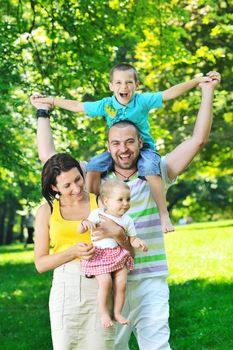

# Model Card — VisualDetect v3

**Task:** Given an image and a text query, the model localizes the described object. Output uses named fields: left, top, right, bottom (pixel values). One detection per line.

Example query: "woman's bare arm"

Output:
left=34, top=204, right=95, bottom=273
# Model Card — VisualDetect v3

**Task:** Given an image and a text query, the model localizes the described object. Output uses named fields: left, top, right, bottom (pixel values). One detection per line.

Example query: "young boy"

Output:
left=33, top=63, right=213, bottom=232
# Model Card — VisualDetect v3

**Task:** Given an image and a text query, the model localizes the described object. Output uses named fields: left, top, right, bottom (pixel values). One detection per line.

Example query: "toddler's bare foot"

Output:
left=161, top=214, right=174, bottom=233
left=101, top=313, right=113, bottom=328
left=114, top=313, right=129, bottom=325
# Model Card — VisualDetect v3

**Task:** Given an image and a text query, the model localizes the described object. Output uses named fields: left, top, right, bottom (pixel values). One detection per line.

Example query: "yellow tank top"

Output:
left=49, top=193, right=98, bottom=258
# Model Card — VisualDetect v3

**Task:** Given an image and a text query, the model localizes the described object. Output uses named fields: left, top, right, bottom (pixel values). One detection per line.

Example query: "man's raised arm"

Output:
left=165, top=72, right=221, bottom=181
left=30, top=95, right=56, bottom=163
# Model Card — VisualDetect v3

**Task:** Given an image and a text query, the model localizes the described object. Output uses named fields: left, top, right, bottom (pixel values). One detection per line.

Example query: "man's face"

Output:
left=108, top=125, right=143, bottom=171
left=109, top=69, right=138, bottom=106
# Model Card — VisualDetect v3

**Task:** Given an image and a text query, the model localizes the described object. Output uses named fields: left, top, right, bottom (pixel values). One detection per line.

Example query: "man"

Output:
left=31, top=73, right=220, bottom=349
left=24, top=210, right=35, bottom=248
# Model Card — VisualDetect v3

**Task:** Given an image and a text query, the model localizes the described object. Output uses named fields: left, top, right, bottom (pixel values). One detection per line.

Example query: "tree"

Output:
left=0, top=0, right=232, bottom=243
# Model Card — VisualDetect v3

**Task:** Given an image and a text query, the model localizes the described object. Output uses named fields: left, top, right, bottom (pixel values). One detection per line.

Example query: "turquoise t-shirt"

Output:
left=84, top=92, right=163, bottom=149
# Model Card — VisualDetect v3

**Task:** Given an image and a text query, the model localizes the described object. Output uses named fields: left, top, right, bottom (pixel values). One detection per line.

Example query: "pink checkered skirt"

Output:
left=81, top=246, right=134, bottom=276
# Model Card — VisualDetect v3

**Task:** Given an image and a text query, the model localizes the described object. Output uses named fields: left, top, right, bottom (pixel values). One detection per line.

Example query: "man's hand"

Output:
left=165, top=70, right=220, bottom=182
left=32, top=95, right=55, bottom=107
left=194, top=75, right=212, bottom=86
left=91, top=214, right=125, bottom=243
left=199, top=71, right=221, bottom=89
left=194, top=71, right=221, bottom=87
left=30, top=93, right=51, bottom=110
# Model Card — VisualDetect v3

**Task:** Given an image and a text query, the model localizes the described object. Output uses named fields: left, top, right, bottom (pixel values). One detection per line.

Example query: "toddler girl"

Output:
left=78, top=179, right=148, bottom=328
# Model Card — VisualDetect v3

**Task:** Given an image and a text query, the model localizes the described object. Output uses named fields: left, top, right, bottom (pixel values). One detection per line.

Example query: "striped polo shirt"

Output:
left=106, top=172, right=169, bottom=281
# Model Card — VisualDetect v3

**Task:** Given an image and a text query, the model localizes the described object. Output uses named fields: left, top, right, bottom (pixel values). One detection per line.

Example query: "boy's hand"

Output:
left=194, top=75, right=212, bottom=86
left=31, top=94, right=54, bottom=108
left=199, top=71, right=221, bottom=89
left=30, top=93, right=51, bottom=110
left=196, top=71, right=221, bottom=87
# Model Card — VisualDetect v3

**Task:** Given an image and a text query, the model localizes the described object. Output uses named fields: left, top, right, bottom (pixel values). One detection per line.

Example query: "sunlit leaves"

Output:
left=0, top=0, right=232, bottom=221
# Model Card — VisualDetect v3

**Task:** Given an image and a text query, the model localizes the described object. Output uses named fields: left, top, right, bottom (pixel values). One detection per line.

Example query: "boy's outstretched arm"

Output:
left=165, top=73, right=221, bottom=181
left=30, top=96, right=56, bottom=163
left=162, top=71, right=218, bottom=101
left=32, top=95, right=84, bottom=113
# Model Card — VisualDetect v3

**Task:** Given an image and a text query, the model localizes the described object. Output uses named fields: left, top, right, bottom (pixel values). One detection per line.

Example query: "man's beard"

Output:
left=113, top=158, right=138, bottom=170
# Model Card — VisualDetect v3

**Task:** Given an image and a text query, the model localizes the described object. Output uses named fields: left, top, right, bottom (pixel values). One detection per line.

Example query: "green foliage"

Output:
left=168, top=175, right=233, bottom=222
left=0, top=0, right=232, bottom=237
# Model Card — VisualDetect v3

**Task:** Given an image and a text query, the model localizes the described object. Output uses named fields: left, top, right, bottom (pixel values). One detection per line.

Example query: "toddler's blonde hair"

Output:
left=100, top=179, right=130, bottom=201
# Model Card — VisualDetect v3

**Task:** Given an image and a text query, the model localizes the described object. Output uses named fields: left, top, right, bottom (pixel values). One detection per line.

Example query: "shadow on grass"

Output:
left=130, top=279, right=233, bottom=350
left=0, top=262, right=52, bottom=308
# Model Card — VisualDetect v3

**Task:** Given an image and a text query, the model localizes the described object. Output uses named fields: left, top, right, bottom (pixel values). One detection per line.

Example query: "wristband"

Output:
left=36, top=109, right=50, bottom=119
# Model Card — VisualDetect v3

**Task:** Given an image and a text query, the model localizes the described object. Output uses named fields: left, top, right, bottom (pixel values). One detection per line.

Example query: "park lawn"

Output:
left=0, top=245, right=52, bottom=350
left=166, top=219, right=233, bottom=350
left=1, top=220, right=233, bottom=350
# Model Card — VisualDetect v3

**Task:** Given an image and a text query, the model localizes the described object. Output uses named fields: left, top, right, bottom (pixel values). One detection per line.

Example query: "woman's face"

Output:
left=52, top=167, right=85, bottom=199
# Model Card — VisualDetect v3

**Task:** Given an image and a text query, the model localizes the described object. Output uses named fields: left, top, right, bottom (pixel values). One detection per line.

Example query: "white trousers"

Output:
left=49, top=261, right=115, bottom=350
left=114, top=276, right=172, bottom=350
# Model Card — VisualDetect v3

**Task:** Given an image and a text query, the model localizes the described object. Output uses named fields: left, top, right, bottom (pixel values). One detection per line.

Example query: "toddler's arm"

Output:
left=32, top=95, right=84, bottom=113
left=78, top=219, right=96, bottom=233
left=129, top=236, right=148, bottom=252
left=162, top=72, right=218, bottom=101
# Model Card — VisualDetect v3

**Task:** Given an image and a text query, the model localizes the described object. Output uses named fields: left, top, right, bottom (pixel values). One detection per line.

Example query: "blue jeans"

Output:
left=86, top=146, right=161, bottom=177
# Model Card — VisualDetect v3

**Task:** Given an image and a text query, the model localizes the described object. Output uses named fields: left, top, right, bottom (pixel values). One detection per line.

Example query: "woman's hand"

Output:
left=73, top=242, right=95, bottom=260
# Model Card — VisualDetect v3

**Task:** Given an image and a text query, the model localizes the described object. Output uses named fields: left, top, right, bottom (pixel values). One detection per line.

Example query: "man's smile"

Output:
left=118, top=153, right=132, bottom=161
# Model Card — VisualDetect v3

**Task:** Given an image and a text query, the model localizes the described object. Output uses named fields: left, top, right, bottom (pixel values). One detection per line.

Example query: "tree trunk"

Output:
left=0, top=203, right=6, bottom=245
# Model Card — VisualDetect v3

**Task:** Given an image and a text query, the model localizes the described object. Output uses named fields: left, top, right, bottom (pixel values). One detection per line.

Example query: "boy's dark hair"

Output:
left=41, top=153, right=84, bottom=210
left=110, top=63, right=138, bottom=82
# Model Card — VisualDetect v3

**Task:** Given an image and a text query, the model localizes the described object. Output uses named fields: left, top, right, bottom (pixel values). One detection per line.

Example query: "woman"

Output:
left=35, top=152, right=118, bottom=349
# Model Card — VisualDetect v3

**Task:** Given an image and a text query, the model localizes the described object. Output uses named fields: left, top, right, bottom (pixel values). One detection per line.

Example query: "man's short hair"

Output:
left=110, top=63, right=138, bottom=82
left=107, top=121, right=141, bottom=141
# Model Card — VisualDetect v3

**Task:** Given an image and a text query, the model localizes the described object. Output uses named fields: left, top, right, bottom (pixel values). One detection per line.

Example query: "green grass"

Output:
left=0, top=246, right=52, bottom=349
left=166, top=220, right=233, bottom=350
left=1, top=220, right=233, bottom=350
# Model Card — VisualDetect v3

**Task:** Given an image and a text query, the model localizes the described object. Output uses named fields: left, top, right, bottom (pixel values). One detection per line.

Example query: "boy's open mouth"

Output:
left=119, top=93, right=128, bottom=98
